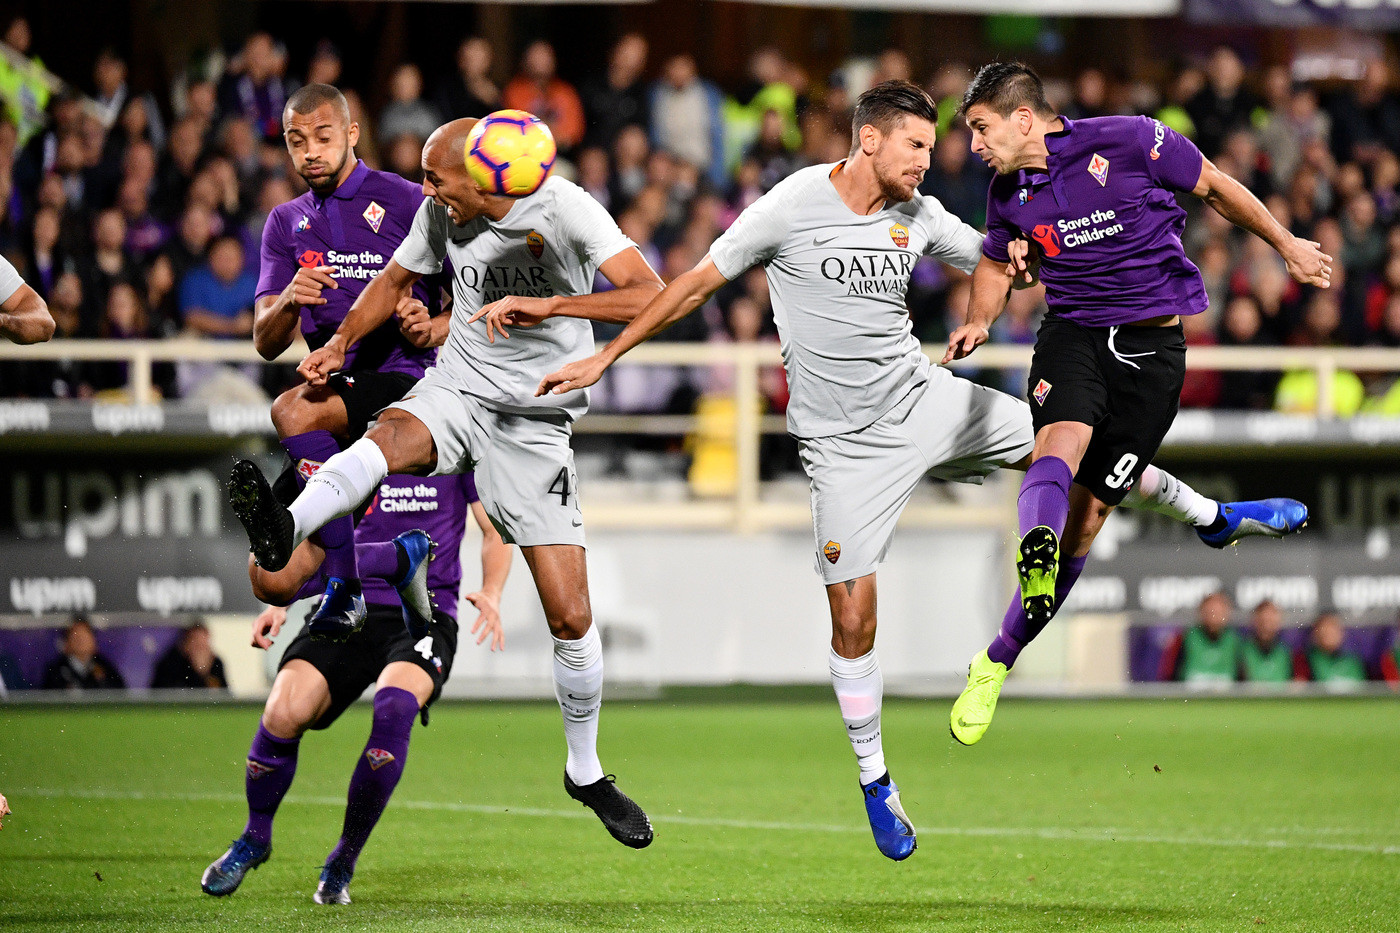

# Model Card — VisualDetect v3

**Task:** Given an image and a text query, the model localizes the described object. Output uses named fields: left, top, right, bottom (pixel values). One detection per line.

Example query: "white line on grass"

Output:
left=16, top=786, right=1400, bottom=857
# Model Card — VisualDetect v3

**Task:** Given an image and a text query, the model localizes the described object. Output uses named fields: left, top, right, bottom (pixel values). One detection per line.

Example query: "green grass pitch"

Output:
left=1, top=696, right=1398, bottom=931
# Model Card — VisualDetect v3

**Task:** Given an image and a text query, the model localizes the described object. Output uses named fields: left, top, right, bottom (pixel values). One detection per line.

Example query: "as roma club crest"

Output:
left=888, top=223, right=909, bottom=248
left=363, top=200, right=385, bottom=234
left=1087, top=153, right=1110, bottom=187
left=824, top=540, right=841, bottom=564
left=526, top=230, right=545, bottom=259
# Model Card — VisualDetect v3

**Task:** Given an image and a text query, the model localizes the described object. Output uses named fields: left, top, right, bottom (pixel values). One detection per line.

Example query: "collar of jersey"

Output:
left=318, top=159, right=370, bottom=203
left=1015, top=116, right=1075, bottom=205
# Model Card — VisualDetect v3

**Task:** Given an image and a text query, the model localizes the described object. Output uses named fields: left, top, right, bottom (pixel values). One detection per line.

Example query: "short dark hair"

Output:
left=284, top=83, right=350, bottom=127
left=959, top=62, right=1054, bottom=119
left=850, top=79, right=938, bottom=147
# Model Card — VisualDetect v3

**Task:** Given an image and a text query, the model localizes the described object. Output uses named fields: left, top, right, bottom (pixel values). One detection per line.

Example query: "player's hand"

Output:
left=465, top=591, right=504, bottom=651
left=395, top=296, right=437, bottom=348
left=942, top=323, right=991, bottom=363
left=1006, top=239, right=1041, bottom=289
left=251, top=605, right=288, bottom=649
left=1282, top=237, right=1333, bottom=288
left=281, top=265, right=338, bottom=308
left=536, top=354, right=609, bottom=396
left=468, top=296, right=553, bottom=344
left=298, top=343, right=346, bottom=386
left=0, top=792, right=9, bottom=829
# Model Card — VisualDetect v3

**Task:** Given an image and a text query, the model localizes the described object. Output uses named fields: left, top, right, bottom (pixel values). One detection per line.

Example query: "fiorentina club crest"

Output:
left=296, top=458, right=322, bottom=482
left=888, top=223, right=909, bottom=248
left=365, top=748, right=396, bottom=771
left=1033, top=379, right=1052, bottom=405
left=363, top=200, right=385, bottom=233
left=824, top=540, right=841, bottom=564
left=1087, top=153, right=1110, bottom=187
left=246, top=760, right=275, bottom=780
left=526, top=230, right=545, bottom=259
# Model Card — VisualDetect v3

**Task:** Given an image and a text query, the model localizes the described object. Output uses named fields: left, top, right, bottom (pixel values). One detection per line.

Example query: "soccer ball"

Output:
left=465, top=110, right=557, bottom=197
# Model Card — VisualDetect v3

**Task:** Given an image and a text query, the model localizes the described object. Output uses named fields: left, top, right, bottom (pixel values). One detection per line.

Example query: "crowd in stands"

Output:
left=1157, top=591, right=1400, bottom=687
left=1, top=21, right=1399, bottom=414
left=0, top=615, right=227, bottom=692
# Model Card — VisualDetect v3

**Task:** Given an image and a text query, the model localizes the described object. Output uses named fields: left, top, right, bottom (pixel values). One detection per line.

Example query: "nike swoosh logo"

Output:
left=847, top=716, right=879, bottom=732
left=571, top=519, right=582, bottom=527
left=813, top=234, right=838, bottom=246
left=566, top=693, right=592, bottom=701
left=956, top=717, right=987, bottom=729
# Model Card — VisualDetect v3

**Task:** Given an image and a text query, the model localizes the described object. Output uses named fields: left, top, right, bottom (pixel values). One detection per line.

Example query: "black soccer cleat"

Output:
left=229, top=459, right=296, bottom=572
left=564, top=772, right=653, bottom=849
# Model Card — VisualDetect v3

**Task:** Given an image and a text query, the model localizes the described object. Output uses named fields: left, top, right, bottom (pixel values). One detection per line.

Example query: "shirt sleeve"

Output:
left=551, top=180, right=635, bottom=268
left=916, top=193, right=983, bottom=275
left=392, top=198, right=449, bottom=276
left=0, top=254, right=24, bottom=305
left=462, top=471, right=479, bottom=504
left=1140, top=115, right=1204, bottom=193
left=708, top=187, right=791, bottom=281
left=981, top=185, right=1017, bottom=265
left=254, top=205, right=297, bottom=302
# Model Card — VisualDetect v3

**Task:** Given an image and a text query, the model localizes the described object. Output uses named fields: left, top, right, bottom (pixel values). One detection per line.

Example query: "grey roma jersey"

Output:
left=708, top=162, right=983, bottom=438
left=393, top=175, right=634, bottom=420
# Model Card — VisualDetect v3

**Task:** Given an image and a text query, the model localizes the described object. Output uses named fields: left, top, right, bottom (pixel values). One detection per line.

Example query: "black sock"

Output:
left=390, top=540, right=410, bottom=585
left=1202, top=506, right=1228, bottom=534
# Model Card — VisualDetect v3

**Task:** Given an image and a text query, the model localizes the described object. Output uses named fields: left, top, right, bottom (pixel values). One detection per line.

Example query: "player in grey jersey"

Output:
left=0, top=254, right=53, bottom=344
left=228, top=116, right=664, bottom=849
left=535, top=81, right=1302, bottom=861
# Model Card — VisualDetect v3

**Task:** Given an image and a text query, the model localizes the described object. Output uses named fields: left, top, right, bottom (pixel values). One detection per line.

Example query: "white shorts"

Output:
left=800, top=367, right=1034, bottom=585
left=388, top=370, right=584, bottom=548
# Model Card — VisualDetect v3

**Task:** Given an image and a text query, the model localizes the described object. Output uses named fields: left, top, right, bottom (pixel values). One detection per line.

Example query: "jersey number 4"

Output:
left=548, top=467, right=572, bottom=506
left=414, top=636, right=434, bottom=661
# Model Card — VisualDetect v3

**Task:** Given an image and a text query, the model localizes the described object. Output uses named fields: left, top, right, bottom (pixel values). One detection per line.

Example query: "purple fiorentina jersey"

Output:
left=256, top=160, right=438, bottom=377
left=983, top=115, right=1208, bottom=326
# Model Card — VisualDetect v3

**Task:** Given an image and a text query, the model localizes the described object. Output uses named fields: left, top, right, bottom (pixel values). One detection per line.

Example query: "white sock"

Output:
left=288, top=438, right=389, bottom=547
left=1129, top=465, right=1219, bottom=527
left=553, top=625, right=605, bottom=785
left=829, top=648, right=886, bottom=786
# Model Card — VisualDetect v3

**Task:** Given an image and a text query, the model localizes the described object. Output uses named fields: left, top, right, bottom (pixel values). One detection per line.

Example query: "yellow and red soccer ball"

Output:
left=465, top=110, right=557, bottom=197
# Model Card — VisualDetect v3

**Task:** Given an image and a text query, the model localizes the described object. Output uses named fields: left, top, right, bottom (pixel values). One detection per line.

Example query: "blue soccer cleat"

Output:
left=390, top=529, right=437, bottom=640
left=313, top=858, right=353, bottom=905
left=306, top=577, right=366, bottom=640
left=200, top=836, right=270, bottom=897
left=861, top=772, right=916, bottom=861
left=1197, top=498, right=1309, bottom=549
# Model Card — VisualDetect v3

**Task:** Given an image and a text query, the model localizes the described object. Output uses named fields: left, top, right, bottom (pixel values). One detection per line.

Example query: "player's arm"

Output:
left=246, top=539, right=327, bottom=609
left=464, top=499, right=512, bottom=650
left=0, top=283, right=54, bottom=344
left=1192, top=158, right=1331, bottom=288
left=253, top=265, right=339, bottom=360
left=942, top=254, right=1016, bottom=363
left=298, top=259, right=422, bottom=385
left=537, top=256, right=729, bottom=396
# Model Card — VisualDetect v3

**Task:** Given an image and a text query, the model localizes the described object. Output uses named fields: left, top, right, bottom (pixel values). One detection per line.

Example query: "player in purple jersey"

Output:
left=248, top=83, right=447, bottom=639
left=202, top=470, right=511, bottom=905
left=944, top=62, right=1324, bottom=744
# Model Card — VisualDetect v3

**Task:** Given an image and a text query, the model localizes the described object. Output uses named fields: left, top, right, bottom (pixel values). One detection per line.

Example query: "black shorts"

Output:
left=278, top=603, right=457, bottom=730
left=1026, top=316, right=1186, bottom=506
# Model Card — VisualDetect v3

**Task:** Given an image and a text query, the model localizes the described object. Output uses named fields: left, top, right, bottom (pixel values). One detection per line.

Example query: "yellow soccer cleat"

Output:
left=949, top=650, right=1009, bottom=746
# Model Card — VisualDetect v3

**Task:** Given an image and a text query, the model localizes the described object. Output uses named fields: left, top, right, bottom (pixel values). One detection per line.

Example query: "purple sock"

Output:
left=281, top=430, right=358, bottom=581
left=357, top=541, right=404, bottom=585
left=326, top=686, right=418, bottom=870
left=243, top=722, right=300, bottom=846
left=988, top=555, right=1089, bottom=667
left=1017, top=456, right=1073, bottom=539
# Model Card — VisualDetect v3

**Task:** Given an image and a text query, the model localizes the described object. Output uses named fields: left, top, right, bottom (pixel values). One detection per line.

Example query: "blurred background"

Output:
left=0, top=0, right=1398, bottom=701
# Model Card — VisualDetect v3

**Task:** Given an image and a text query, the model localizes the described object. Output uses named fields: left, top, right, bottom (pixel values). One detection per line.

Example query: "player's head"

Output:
left=421, top=117, right=501, bottom=226
left=848, top=80, right=938, bottom=202
left=282, top=83, right=359, bottom=195
left=959, top=62, right=1056, bottom=175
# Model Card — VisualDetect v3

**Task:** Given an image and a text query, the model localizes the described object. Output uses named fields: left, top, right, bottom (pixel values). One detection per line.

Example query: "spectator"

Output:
left=117, top=176, right=168, bottom=263
left=41, top=616, right=126, bottom=691
left=1239, top=599, right=1292, bottom=682
left=1327, top=59, right=1400, bottom=166
left=1160, top=591, right=1239, bottom=685
left=744, top=108, right=799, bottom=193
left=1294, top=611, right=1366, bottom=685
left=575, top=146, right=611, bottom=211
left=650, top=53, right=725, bottom=190
left=79, top=207, right=141, bottom=325
left=305, top=40, right=342, bottom=88
left=1186, top=46, right=1259, bottom=159
left=163, top=203, right=215, bottom=291
left=89, top=281, right=152, bottom=395
left=1259, top=80, right=1329, bottom=192
left=179, top=234, right=253, bottom=339
left=724, top=47, right=800, bottom=171
left=219, top=32, right=291, bottom=141
left=918, top=124, right=989, bottom=227
left=151, top=622, right=228, bottom=690
left=609, top=124, right=650, bottom=212
left=155, top=117, right=206, bottom=220
left=582, top=33, right=649, bottom=151
left=502, top=40, right=585, bottom=154
left=1064, top=68, right=1110, bottom=120
left=22, top=204, right=68, bottom=299
left=1217, top=294, right=1279, bottom=409
left=435, top=36, right=499, bottom=120
left=0, top=16, right=55, bottom=143
left=378, top=63, right=440, bottom=148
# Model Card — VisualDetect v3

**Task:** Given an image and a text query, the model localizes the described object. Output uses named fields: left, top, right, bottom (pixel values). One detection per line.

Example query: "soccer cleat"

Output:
left=1016, top=525, right=1060, bottom=626
left=306, top=577, right=366, bottom=641
left=950, top=650, right=1010, bottom=747
left=564, top=772, right=653, bottom=849
left=1197, top=498, right=1309, bottom=549
left=861, top=772, right=917, bottom=861
left=200, top=836, right=270, bottom=897
left=312, top=858, right=353, bottom=905
left=391, top=529, right=437, bottom=640
left=229, top=459, right=295, bottom=572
